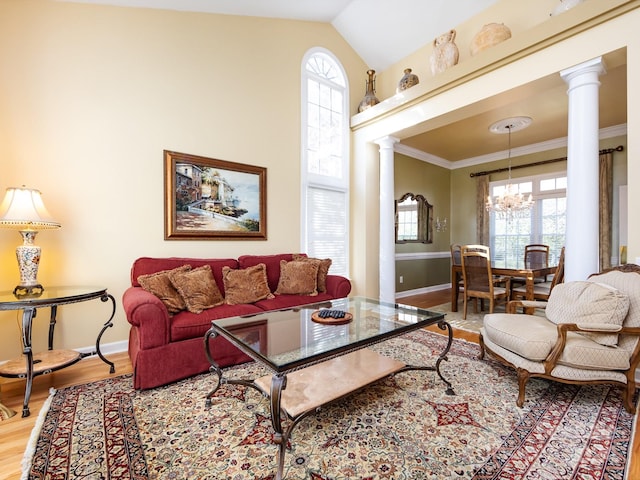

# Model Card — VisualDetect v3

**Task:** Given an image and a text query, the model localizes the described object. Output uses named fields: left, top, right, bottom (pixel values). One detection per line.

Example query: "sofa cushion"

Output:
left=131, top=257, right=238, bottom=292
left=292, top=254, right=332, bottom=293
left=275, top=260, right=319, bottom=296
left=222, top=263, right=275, bottom=305
left=238, top=253, right=298, bottom=292
left=137, top=265, right=191, bottom=314
left=546, top=281, right=629, bottom=346
left=253, top=292, right=335, bottom=311
left=169, top=264, right=225, bottom=314
left=170, top=303, right=264, bottom=342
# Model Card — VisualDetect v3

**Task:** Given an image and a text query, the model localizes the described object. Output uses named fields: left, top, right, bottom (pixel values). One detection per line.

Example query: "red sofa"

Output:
left=122, top=253, right=352, bottom=389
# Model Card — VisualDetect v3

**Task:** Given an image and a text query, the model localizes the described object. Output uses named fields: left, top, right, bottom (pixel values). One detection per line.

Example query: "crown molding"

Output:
left=396, top=123, right=627, bottom=170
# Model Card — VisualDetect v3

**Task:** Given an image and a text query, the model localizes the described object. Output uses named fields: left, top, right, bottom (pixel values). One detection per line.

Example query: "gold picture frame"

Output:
left=164, top=150, right=267, bottom=240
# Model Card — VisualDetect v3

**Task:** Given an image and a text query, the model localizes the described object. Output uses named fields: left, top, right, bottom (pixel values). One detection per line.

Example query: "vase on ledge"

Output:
left=397, top=68, right=420, bottom=93
left=358, top=69, right=380, bottom=113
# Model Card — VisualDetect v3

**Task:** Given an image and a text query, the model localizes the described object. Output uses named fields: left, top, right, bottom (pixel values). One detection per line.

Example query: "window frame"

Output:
left=489, top=172, right=566, bottom=268
left=300, top=48, right=350, bottom=277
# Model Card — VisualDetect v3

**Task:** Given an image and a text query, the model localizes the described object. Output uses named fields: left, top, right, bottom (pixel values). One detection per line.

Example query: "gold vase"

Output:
left=358, top=69, right=380, bottom=113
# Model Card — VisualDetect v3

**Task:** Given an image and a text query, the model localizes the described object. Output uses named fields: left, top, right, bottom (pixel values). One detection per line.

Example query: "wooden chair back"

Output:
left=524, top=244, right=549, bottom=269
left=549, top=247, right=565, bottom=291
left=450, top=244, right=462, bottom=265
left=460, top=244, right=510, bottom=319
left=461, top=245, right=493, bottom=294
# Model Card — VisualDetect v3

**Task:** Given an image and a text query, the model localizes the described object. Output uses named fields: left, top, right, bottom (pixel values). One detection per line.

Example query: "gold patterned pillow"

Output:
left=275, top=260, right=319, bottom=296
left=137, top=265, right=191, bottom=314
left=222, top=263, right=274, bottom=305
left=546, top=281, right=630, bottom=346
left=168, top=264, right=225, bottom=314
left=292, top=254, right=332, bottom=293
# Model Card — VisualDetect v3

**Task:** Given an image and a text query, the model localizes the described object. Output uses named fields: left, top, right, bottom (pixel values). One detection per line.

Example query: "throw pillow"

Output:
left=222, top=263, right=275, bottom=305
left=546, top=281, right=630, bottom=346
left=137, top=265, right=192, bottom=314
left=275, top=260, right=319, bottom=296
left=292, top=254, right=332, bottom=293
left=168, top=264, right=225, bottom=314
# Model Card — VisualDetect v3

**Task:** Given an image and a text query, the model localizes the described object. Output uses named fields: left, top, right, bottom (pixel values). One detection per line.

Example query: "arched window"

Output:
left=301, top=49, right=349, bottom=276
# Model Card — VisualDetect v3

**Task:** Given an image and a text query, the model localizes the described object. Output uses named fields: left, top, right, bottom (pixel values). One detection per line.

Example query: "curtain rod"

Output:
left=469, top=145, right=624, bottom=178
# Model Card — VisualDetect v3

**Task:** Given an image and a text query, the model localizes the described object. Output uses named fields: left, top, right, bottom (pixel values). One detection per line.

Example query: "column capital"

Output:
left=374, top=136, right=400, bottom=149
left=560, top=56, right=606, bottom=85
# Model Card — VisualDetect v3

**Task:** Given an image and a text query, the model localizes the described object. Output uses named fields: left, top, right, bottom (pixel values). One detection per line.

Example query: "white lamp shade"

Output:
left=0, top=187, right=60, bottom=230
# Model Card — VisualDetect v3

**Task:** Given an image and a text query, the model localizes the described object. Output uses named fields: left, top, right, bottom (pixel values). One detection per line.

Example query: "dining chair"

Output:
left=460, top=244, right=510, bottom=319
left=524, top=244, right=550, bottom=269
left=511, top=244, right=550, bottom=289
left=512, top=246, right=565, bottom=302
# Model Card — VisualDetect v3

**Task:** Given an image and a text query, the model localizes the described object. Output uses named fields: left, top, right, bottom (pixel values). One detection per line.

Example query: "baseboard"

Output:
left=395, top=283, right=451, bottom=299
left=76, top=340, right=129, bottom=356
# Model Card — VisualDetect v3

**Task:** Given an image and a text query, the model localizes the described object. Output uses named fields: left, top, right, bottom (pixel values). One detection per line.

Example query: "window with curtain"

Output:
left=489, top=173, right=566, bottom=268
left=301, top=49, right=349, bottom=277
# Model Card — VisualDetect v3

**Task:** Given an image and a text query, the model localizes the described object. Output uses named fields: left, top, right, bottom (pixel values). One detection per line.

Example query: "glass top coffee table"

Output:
left=204, top=296, right=454, bottom=480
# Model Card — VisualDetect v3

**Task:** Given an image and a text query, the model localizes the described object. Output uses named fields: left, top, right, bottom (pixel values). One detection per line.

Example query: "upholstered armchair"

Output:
left=479, top=264, right=640, bottom=414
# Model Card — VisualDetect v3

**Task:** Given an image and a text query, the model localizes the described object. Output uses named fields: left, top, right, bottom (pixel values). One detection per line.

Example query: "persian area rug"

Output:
left=23, top=330, right=636, bottom=480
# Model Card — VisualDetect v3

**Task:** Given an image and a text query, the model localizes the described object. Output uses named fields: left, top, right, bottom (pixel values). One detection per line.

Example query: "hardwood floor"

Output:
left=0, top=288, right=637, bottom=479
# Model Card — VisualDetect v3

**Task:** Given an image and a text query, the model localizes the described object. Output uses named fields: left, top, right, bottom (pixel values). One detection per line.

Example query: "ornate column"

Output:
left=375, top=136, right=399, bottom=303
left=560, top=57, right=606, bottom=281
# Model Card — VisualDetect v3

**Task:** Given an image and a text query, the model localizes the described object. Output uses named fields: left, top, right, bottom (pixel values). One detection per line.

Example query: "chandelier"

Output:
left=485, top=117, right=534, bottom=219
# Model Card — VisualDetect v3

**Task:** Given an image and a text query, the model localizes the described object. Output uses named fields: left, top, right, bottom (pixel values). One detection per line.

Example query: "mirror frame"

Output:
left=395, top=193, right=433, bottom=244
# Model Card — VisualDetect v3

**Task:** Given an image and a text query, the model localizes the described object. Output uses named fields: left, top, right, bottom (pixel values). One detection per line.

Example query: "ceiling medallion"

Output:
left=486, top=117, right=534, bottom=219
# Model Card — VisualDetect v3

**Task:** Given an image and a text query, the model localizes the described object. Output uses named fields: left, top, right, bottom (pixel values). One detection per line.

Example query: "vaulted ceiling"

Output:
left=57, top=0, right=627, bottom=164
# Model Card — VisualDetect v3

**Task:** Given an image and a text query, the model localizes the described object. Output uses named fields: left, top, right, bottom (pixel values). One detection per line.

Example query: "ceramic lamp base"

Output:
left=14, top=231, right=44, bottom=297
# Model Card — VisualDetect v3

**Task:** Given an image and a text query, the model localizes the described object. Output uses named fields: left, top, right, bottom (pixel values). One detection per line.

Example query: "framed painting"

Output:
left=164, top=150, right=267, bottom=240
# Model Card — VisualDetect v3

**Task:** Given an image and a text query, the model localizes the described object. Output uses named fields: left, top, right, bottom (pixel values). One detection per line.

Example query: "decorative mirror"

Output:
left=395, top=193, right=433, bottom=244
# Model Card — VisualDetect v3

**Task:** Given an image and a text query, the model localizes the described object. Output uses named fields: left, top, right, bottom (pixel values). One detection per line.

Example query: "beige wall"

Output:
left=0, top=0, right=367, bottom=360
left=377, top=0, right=562, bottom=99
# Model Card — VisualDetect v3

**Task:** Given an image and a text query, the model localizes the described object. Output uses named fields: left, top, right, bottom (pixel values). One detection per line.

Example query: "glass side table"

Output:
left=0, top=286, right=116, bottom=417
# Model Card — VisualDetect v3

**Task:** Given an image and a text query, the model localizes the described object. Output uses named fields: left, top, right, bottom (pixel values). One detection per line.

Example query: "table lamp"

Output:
left=0, top=186, right=60, bottom=297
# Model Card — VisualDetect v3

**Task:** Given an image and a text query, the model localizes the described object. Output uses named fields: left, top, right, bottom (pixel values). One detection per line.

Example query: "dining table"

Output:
left=450, top=264, right=557, bottom=312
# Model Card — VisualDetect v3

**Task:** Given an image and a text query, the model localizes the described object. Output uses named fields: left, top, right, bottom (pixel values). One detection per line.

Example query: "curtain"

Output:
left=599, top=152, right=613, bottom=271
left=476, top=176, right=490, bottom=245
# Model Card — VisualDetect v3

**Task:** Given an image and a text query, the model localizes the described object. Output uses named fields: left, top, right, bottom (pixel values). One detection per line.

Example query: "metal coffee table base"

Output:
left=204, top=325, right=454, bottom=480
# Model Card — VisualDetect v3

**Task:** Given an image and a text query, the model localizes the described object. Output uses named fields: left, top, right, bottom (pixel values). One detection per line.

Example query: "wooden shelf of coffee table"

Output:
left=254, top=348, right=405, bottom=418
left=0, top=350, right=82, bottom=377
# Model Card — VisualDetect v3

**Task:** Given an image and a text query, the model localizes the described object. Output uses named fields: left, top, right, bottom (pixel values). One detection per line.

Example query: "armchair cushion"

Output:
left=483, top=314, right=557, bottom=361
left=546, top=281, right=629, bottom=346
